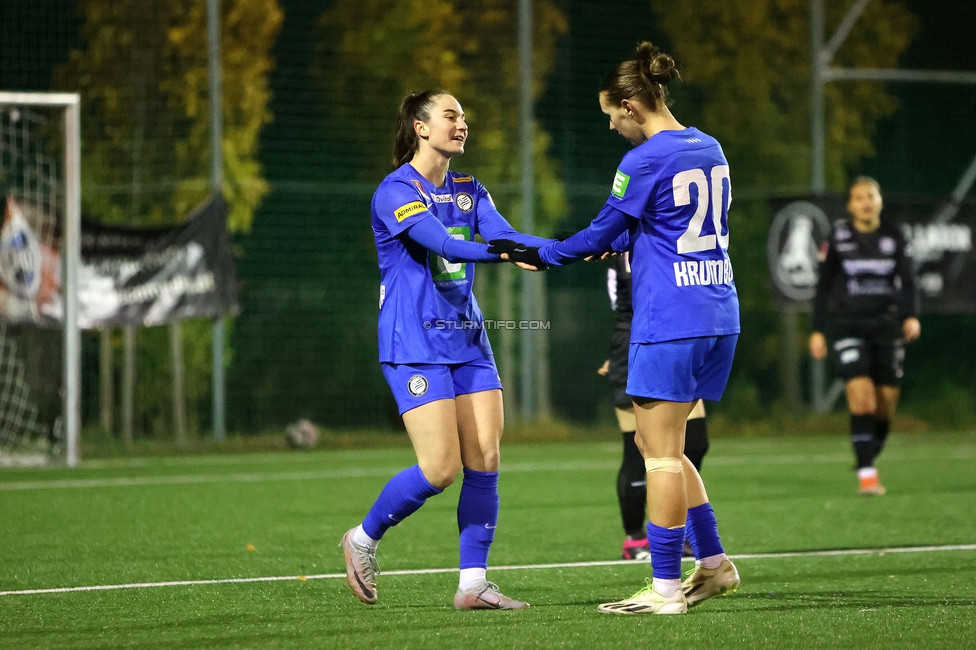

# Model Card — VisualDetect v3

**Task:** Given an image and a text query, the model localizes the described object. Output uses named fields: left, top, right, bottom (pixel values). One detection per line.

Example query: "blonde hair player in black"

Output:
left=598, top=252, right=709, bottom=560
left=809, top=176, right=920, bottom=495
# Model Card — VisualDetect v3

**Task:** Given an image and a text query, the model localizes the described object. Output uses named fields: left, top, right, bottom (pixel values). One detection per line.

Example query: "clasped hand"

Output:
left=488, top=239, right=547, bottom=271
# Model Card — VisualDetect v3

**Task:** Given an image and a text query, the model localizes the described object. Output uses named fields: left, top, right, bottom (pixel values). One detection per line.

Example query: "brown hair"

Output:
left=392, top=90, right=449, bottom=169
left=600, top=41, right=680, bottom=111
left=848, top=175, right=881, bottom=198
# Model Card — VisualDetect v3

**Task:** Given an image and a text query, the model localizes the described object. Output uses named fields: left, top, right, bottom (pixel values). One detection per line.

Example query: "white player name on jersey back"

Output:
left=673, top=259, right=734, bottom=287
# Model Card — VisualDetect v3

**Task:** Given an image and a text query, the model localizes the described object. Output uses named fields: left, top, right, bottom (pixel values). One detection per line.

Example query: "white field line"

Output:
left=78, top=446, right=417, bottom=470
left=0, top=463, right=621, bottom=491
left=2, top=543, right=975, bottom=598
left=2, top=447, right=974, bottom=491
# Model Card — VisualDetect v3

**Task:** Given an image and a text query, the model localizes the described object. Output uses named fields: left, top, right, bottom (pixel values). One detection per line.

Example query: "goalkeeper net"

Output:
left=0, top=93, right=80, bottom=467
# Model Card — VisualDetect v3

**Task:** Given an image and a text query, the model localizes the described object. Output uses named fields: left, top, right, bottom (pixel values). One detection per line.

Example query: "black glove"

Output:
left=487, top=239, right=548, bottom=269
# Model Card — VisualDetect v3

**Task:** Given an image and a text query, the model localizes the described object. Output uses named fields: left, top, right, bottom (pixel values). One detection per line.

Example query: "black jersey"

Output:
left=606, top=252, right=633, bottom=386
left=608, top=252, right=633, bottom=331
left=812, top=219, right=919, bottom=333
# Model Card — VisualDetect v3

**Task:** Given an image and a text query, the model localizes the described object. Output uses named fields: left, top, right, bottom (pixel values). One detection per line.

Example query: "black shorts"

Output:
left=827, top=322, right=904, bottom=386
left=609, top=382, right=633, bottom=409
left=608, top=327, right=632, bottom=408
left=607, top=327, right=630, bottom=386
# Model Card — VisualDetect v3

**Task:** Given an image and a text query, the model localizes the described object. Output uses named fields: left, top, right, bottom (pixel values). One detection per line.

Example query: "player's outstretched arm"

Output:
left=487, top=240, right=547, bottom=271
left=537, top=204, right=635, bottom=267
left=405, top=215, right=500, bottom=263
left=477, top=205, right=555, bottom=248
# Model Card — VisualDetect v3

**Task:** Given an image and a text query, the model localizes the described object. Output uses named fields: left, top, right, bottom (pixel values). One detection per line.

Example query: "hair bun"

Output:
left=635, top=41, right=680, bottom=85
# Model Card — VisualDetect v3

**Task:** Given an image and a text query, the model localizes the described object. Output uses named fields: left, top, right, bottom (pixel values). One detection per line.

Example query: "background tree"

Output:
left=654, top=0, right=916, bottom=416
left=314, top=0, right=569, bottom=233
left=656, top=0, right=916, bottom=195
left=54, top=0, right=283, bottom=436
left=56, top=0, right=282, bottom=230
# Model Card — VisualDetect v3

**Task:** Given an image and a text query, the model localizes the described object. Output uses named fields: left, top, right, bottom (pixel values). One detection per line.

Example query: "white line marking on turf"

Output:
left=3, top=445, right=973, bottom=492
left=0, top=468, right=414, bottom=491
left=2, top=544, right=975, bottom=597
left=0, top=461, right=627, bottom=491
left=3, top=447, right=974, bottom=491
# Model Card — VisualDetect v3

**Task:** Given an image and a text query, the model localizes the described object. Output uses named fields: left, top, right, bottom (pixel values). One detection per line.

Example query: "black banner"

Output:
left=768, top=194, right=975, bottom=314
left=79, top=194, right=238, bottom=328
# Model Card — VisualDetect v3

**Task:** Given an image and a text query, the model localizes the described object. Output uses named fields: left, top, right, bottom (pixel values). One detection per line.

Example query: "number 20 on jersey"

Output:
left=674, top=166, right=731, bottom=255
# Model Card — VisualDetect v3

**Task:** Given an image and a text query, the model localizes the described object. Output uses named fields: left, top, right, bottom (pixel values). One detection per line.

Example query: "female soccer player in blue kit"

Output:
left=340, top=90, right=547, bottom=610
left=492, top=42, right=741, bottom=615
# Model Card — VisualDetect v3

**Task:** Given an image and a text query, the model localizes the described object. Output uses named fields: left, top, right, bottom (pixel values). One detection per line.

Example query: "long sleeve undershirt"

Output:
left=404, top=215, right=499, bottom=263
left=406, top=206, right=554, bottom=264
left=539, top=204, right=636, bottom=266
left=477, top=206, right=554, bottom=248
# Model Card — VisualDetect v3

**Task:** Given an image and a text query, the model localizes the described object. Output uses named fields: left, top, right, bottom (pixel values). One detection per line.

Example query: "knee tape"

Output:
left=644, top=457, right=683, bottom=474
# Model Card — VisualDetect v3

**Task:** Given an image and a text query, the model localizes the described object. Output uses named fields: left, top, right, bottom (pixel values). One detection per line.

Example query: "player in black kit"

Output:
left=599, top=252, right=710, bottom=558
left=809, top=177, right=920, bottom=495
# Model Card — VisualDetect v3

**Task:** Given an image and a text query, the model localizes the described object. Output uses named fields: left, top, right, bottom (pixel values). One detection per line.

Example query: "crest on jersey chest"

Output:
left=455, top=192, right=475, bottom=213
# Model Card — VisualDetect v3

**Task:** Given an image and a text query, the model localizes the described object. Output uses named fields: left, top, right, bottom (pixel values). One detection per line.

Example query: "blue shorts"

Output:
left=381, top=357, right=503, bottom=415
left=626, top=335, right=738, bottom=402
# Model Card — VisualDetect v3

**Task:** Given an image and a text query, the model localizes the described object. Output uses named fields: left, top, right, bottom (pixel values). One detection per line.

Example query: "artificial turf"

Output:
left=1, top=431, right=974, bottom=648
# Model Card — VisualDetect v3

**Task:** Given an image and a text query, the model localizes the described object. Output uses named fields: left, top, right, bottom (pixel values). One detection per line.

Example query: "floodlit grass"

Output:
left=1, top=431, right=974, bottom=648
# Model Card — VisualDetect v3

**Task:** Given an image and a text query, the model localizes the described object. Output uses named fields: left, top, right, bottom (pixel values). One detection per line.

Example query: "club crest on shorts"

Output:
left=455, top=192, right=474, bottom=213
left=407, top=374, right=429, bottom=397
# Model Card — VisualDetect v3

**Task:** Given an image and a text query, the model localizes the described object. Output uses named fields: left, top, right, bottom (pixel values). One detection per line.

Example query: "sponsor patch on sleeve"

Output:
left=611, top=170, right=630, bottom=198
left=394, top=201, right=427, bottom=222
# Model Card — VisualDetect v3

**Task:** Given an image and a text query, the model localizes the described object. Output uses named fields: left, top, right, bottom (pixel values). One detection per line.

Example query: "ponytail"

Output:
left=392, top=90, right=449, bottom=169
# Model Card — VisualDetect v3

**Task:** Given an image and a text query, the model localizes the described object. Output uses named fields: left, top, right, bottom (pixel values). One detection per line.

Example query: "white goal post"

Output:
left=0, top=92, right=80, bottom=467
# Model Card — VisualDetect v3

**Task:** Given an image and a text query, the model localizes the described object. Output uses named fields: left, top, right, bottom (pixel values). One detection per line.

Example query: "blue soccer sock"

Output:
left=646, top=522, right=684, bottom=580
left=686, top=502, right=725, bottom=561
left=361, top=465, right=442, bottom=541
left=457, top=468, right=499, bottom=570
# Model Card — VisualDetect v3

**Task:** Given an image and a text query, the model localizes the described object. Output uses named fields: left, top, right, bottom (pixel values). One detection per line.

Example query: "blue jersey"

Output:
left=615, top=128, right=739, bottom=343
left=372, top=164, right=495, bottom=364
left=540, top=127, right=740, bottom=343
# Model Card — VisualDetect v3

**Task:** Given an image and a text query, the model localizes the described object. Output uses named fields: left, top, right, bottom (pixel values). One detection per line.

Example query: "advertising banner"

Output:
left=768, top=195, right=975, bottom=313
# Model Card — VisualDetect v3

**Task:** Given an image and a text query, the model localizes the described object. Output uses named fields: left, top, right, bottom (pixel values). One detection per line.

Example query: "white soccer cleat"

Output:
left=597, top=581, right=688, bottom=615
left=681, top=558, right=740, bottom=606
left=339, top=528, right=380, bottom=604
left=454, top=581, right=530, bottom=610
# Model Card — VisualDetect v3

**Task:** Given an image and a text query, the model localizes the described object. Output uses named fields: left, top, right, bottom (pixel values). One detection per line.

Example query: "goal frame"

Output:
left=0, top=92, right=81, bottom=467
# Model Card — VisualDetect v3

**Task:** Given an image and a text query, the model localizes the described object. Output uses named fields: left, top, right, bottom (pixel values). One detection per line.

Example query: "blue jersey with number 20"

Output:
left=372, top=164, right=493, bottom=364
left=609, top=127, right=740, bottom=343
